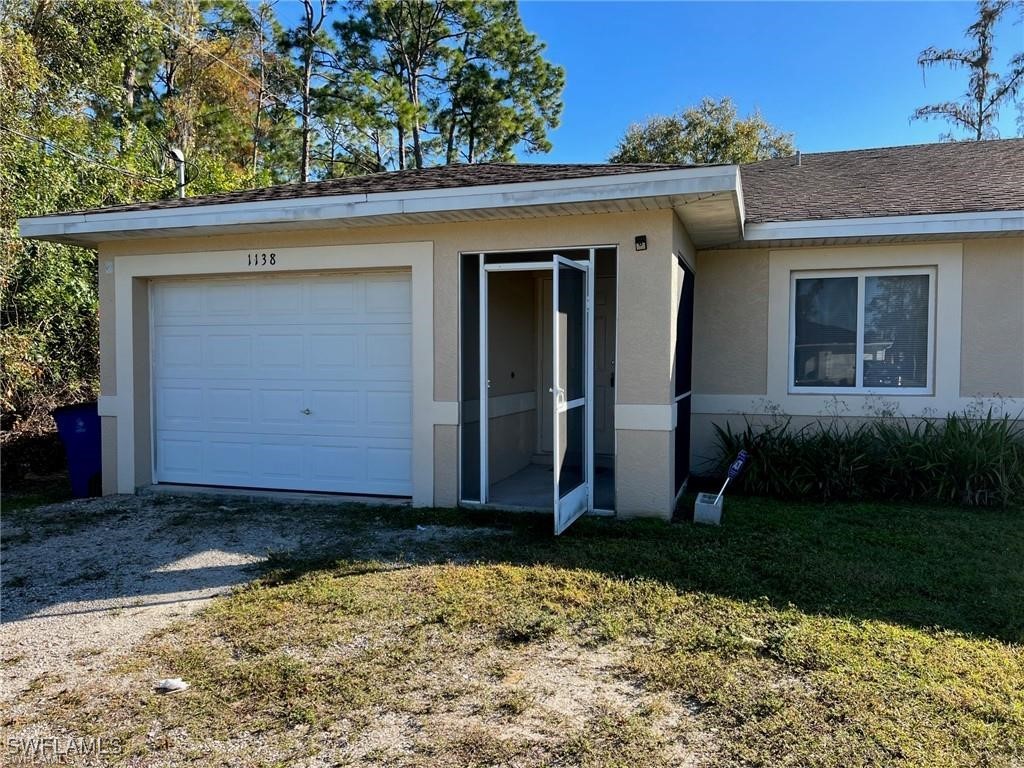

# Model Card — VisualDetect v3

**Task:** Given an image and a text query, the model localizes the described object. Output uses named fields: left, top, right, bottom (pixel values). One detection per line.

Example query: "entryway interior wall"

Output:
left=459, top=248, right=617, bottom=511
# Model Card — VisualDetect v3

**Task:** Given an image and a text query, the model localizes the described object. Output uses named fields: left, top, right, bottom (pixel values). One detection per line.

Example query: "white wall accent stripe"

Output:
left=615, top=403, right=674, bottom=431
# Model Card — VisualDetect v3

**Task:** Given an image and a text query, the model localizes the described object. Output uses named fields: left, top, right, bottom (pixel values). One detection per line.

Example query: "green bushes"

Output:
left=713, top=411, right=1024, bottom=507
left=1, top=233, right=100, bottom=430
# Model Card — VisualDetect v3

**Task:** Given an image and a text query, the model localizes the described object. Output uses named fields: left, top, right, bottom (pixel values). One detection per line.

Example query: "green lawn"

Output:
left=21, top=497, right=1024, bottom=766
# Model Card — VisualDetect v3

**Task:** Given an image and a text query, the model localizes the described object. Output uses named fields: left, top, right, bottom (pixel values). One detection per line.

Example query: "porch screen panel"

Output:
left=674, top=259, right=695, bottom=495
left=674, top=397, right=691, bottom=494
left=556, top=261, right=587, bottom=498
left=460, top=253, right=480, bottom=501
left=674, top=262, right=694, bottom=398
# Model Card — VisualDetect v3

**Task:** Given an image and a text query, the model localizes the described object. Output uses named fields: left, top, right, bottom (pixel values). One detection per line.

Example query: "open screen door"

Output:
left=552, top=256, right=592, bottom=534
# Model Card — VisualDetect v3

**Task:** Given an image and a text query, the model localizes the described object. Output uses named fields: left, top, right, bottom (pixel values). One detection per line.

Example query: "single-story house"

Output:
left=18, top=139, right=1024, bottom=533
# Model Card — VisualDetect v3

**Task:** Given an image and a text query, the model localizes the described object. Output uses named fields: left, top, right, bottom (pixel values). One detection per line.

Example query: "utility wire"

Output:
left=144, top=3, right=393, bottom=176
left=0, top=124, right=167, bottom=183
left=145, top=4, right=303, bottom=119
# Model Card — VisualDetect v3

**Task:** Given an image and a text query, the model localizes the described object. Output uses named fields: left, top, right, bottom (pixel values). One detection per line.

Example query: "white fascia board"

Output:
left=731, top=167, right=746, bottom=239
left=744, top=209, right=1024, bottom=241
left=18, top=165, right=740, bottom=243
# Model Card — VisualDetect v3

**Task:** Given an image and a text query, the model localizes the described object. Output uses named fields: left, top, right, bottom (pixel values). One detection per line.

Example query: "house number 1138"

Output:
left=248, top=252, right=277, bottom=267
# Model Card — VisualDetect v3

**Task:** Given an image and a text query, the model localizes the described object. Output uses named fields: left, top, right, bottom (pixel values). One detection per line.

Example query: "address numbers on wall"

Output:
left=247, top=252, right=277, bottom=267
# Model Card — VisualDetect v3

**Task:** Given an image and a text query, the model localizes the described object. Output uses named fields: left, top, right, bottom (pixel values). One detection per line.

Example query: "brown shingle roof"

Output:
left=740, top=138, right=1024, bottom=223
left=26, top=139, right=1024, bottom=224
left=50, top=162, right=703, bottom=216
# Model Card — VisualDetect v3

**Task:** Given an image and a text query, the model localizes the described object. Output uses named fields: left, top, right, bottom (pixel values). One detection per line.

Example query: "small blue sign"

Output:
left=727, top=449, right=750, bottom=481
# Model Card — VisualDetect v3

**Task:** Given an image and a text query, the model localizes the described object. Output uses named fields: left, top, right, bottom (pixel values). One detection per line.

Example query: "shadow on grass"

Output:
left=3, top=491, right=1020, bottom=643
left=262, top=497, right=1024, bottom=645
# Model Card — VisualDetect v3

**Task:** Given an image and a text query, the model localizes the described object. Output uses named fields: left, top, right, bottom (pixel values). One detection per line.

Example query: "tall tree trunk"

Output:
left=301, top=52, right=312, bottom=181
left=409, top=74, right=423, bottom=168
left=397, top=123, right=406, bottom=169
left=117, top=59, right=135, bottom=155
left=298, top=0, right=318, bottom=182
left=122, top=61, right=135, bottom=111
left=444, top=109, right=458, bottom=163
left=251, top=10, right=266, bottom=173
left=445, top=34, right=471, bottom=164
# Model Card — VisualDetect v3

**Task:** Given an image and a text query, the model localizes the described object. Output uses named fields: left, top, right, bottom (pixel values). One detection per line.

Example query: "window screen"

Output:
left=863, top=274, right=930, bottom=389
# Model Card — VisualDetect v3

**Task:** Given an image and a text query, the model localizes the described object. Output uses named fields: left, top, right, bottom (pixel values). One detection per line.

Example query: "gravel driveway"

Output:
left=0, top=493, right=396, bottom=714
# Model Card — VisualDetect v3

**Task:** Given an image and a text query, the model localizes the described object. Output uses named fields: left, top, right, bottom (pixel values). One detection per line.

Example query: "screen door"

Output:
left=552, top=255, right=592, bottom=534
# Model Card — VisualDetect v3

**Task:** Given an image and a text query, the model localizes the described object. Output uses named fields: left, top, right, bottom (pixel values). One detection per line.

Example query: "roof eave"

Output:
left=743, top=209, right=1024, bottom=243
left=18, top=165, right=743, bottom=247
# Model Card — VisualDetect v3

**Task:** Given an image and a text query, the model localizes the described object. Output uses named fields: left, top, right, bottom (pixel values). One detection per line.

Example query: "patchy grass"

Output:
left=10, top=497, right=1024, bottom=767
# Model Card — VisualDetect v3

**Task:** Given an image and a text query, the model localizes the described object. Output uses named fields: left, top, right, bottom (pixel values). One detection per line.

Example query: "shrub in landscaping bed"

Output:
left=713, top=410, right=1024, bottom=506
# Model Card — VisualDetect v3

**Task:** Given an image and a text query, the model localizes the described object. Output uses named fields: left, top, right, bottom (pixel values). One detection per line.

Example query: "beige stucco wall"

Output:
left=615, top=429, right=673, bottom=518
left=434, top=424, right=458, bottom=507
left=961, top=237, right=1024, bottom=398
left=98, top=266, right=118, bottom=495
left=97, top=208, right=679, bottom=519
left=689, top=236, right=1024, bottom=476
left=691, top=248, right=769, bottom=396
left=617, top=240, right=676, bottom=406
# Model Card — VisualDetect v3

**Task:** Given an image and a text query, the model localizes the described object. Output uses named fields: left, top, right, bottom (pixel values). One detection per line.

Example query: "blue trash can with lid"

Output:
left=52, top=402, right=102, bottom=497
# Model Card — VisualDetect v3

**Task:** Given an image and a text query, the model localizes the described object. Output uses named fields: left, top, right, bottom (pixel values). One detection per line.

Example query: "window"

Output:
left=790, top=269, right=934, bottom=393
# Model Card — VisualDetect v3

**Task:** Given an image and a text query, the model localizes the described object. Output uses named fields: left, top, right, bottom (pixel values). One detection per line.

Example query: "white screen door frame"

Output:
left=478, top=250, right=595, bottom=535
left=552, top=254, right=594, bottom=534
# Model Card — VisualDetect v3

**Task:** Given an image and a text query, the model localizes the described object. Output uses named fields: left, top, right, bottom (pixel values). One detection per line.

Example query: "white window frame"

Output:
left=788, top=266, right=937, bottom=396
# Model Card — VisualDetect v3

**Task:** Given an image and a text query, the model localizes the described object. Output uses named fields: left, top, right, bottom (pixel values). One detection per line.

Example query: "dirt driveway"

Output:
left=0, top=493, right=426, bottom=712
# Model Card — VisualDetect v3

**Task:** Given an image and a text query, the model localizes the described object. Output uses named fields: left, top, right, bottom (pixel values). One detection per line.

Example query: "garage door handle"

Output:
left=301, top=408, right=311, bottom=415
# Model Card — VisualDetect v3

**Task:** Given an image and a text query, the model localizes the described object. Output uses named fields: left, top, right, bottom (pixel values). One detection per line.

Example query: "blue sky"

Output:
left=519, top=1, right=1023, bottom=161
left=277, top=1, right=1023, bottom=161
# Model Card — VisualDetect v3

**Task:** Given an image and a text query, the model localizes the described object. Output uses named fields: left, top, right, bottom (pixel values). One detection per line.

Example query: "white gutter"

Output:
left=18, top=165, right=741, bottom=244
left=744, top=209, right=1024, bottom=241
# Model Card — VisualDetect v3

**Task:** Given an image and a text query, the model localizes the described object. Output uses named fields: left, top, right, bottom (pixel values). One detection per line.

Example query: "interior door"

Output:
left=552, top=256, right=592, bottom=534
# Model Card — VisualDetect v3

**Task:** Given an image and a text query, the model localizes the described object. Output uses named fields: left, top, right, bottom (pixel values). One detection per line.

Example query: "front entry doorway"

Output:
left=459, top=248, right=617, bottom=535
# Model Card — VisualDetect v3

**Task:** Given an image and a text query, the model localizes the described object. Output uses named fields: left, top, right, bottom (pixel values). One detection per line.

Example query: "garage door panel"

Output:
left=156, top=431, right=412, bottom=494
left=366, top=390, right=412, bottom=426
left=257, top=334, right=305, bottom=369
left=310, top=333, right=359, bottom=368
left=365, top=277, right=412, bottom=314
left=257, top=389, right=306, bottom=426
left=206, top=387, right=253, bottom=426
left=309, top=445, right=365, bottom=482
left=158, top=386, right=204, bottom=427
left=308, top=389, right=360, bottom=425
left=309, top=277, right=358, bottom=312
left=156, top=383, right=411, bottom=436
left=155, top=283, right=204, bottom=317
left=157, top=333, right=203, bottom=368
left=206, top=440, right=253, bottom=481
left=368, top=447, right=413, bottom=483
left=206, top=334, right=252, bottom=368
left=152, top=272, right=413, bottom=495
left=253, top=443, right=306, bottom=481
left=255, top=281, right=304, bottom=314
left=204, top=283, right=252, bottom=316
left=158, top=438, right=203, bottom=476
left=367, top=333, right=412, bottom=370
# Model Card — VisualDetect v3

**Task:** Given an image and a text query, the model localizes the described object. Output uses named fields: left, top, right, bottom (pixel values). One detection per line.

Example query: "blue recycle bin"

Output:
left=52, top=402, right=102, bottom=498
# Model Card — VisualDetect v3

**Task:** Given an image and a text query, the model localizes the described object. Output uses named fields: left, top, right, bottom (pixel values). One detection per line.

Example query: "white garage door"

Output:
left=151, top=271, right=412, bottom=496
